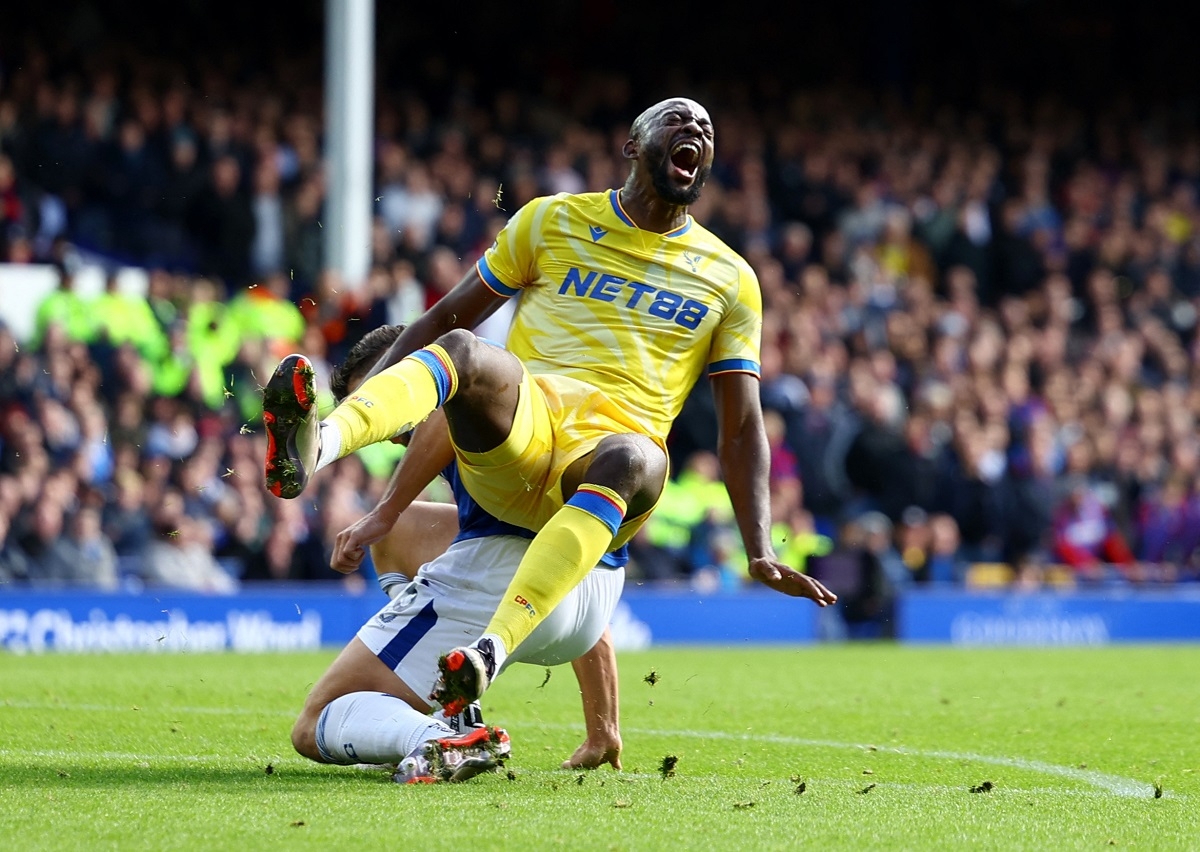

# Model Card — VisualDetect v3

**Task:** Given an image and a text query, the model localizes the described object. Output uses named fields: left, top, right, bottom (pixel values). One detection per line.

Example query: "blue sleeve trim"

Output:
left=476, top=257, right=520, bottom=297
left=708, top=358, right=761, bottom=377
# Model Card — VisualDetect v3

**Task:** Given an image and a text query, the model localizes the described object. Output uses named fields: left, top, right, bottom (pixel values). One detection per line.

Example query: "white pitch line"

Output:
left=650, top=728, right=1157, bottom=799
left=1, top=702, right=1161, bottom=799
left=541, top=724, right=1159, bottom=799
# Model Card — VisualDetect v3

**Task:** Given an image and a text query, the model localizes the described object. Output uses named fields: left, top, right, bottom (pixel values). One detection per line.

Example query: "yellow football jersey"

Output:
left=476, top=189, right=762, bottom=440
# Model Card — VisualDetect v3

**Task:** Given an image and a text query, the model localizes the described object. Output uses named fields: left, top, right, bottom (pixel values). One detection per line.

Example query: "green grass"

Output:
left=2, top=645, right=1198, bottom=850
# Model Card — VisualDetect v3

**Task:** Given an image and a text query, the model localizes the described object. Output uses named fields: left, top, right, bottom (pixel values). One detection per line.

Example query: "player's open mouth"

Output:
left=669, top=139, right=701, bottom=180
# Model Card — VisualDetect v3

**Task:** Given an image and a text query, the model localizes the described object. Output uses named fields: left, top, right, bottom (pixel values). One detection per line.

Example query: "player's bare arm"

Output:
left=562, top=627, right=622, bottom=770
left=331, top=408, right=456, bottom=573
left=712, top=371, right=838, bottom=605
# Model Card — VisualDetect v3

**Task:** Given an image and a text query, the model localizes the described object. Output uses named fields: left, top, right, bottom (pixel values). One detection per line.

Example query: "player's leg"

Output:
left=365, top=500, right=484, bottom=729
left=290, top=636, right=441, bottom=762
left=433, top=435, right=666, bottom=712
left=292, top=502, right=464, bottom=757
left=263, top=331, right=522, bottom=499
left=503, top=566, right=625, bottom=669
left=292, top=639, right=508, bottom=784
left=503, top=565, right=625, bottom=770
left=291, top=552, right=513, bottom=782
left=296, top=662, right=511, bottom=787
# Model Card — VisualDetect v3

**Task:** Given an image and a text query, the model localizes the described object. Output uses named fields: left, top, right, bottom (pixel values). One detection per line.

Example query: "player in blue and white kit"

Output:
left=290, top=326, right=624, bottom=782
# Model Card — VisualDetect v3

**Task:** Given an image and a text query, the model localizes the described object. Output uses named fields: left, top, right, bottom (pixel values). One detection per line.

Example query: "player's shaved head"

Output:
left=629, top=97, right=710, bottom=141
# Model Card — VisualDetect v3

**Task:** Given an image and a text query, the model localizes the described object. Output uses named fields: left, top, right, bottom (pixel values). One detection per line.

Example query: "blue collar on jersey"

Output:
left=609, top=189, right=693, bottom=238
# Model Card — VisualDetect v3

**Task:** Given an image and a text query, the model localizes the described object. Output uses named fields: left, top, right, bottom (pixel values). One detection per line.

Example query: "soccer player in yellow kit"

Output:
left=263, top=97, right=837, bottom=714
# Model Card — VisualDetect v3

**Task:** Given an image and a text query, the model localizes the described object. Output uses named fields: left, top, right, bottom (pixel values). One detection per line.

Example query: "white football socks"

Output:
left=477, top=632, right=509, bottom=675
left=314, top=422, right=342, bottom=473
left=314, top=691, right=451, bottom=765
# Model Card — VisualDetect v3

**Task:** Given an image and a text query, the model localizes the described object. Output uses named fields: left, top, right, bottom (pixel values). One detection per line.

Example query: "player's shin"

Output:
left=320, top=343, right=459, bottom=467
left=313, top=691, right=452, bottom=765
left=486, top=485, right=627, bottom=658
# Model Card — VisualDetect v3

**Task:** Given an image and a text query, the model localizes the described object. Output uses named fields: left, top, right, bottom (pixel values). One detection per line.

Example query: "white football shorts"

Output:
left=356, top=535, right=624, bottom=700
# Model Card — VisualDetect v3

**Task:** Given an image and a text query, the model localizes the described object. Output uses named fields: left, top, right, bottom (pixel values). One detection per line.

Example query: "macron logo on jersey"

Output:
left=589, top=225, right=608, bottom=242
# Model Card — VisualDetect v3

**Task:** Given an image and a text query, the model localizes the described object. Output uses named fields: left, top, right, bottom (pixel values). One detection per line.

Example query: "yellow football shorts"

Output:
left=452, top=364, right=665, bottom=549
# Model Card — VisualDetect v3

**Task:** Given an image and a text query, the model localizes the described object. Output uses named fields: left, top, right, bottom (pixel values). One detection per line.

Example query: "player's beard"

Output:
left=648, top=145, right=711, bottom=206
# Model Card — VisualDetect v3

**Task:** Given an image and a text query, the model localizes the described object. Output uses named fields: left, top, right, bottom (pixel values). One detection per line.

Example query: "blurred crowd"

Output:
left=4, top=30, right=1200, bottom=616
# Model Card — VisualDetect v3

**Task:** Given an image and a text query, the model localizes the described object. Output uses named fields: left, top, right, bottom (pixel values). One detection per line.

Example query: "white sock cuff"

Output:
left=479, top=632, right=509, bottom=672
left=314, top=421, right=342, bottom=472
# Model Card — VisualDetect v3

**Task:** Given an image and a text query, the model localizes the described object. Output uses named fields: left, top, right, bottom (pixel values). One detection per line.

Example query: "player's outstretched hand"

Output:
left=331, top=511, right=395, bottom=574
left=561, top=734, right=622, bottom=771
left=748, top=557, right=838, bottom=606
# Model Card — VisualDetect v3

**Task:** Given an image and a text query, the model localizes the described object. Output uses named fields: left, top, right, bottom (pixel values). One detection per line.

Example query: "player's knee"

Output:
left=589, top=434, right=667, bottom=506
left=433, top=328, right=482, bottom=371
left=436, top=327, right=521, bottom=397
left=290, top=712, right=322, bottom=762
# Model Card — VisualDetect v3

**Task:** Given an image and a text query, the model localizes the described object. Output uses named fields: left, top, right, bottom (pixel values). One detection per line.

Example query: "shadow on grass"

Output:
left=0, top=760, right=394, bottom=789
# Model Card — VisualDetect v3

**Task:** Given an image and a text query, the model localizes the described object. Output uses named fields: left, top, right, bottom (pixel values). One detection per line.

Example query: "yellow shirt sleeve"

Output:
left=708, top=262, right=763, bottom=377
left=475, top=195, right=557, bottom=296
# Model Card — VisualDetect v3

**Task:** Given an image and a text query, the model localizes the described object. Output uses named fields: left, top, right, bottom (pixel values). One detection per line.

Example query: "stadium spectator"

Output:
left=1052, top=478, right=1137, bottom=581
left=14, top=500, right=118, bottom=590
left=141, top=488, right=238, bottom=593
left=0, top=505, right=31, bottom=585
left=226, top=271, right=307, bottom=356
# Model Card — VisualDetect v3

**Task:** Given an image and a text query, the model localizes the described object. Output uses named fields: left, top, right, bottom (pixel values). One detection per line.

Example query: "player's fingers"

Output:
left=803, top=577, right=837, bottom=605
left=779, top=571, right=835, bottom=604
left=812, top=577, right=838, bottom=604
left=330, top=554, right=361, bottom=574
left=331, top=539, right=364, bottom=572
left=563, top=747, right=596, bottom=769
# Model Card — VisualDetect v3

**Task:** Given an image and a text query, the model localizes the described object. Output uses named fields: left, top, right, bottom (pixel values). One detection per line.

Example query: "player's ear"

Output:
left=622, top=138, right=638, bottom=160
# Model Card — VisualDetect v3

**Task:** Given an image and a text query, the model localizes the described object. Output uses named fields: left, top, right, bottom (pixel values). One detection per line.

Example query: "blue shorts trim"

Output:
left=377, top=600, right=438, bottom=671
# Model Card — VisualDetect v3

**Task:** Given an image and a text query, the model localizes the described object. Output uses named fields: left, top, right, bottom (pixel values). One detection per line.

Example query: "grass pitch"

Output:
left=2, top=645, right=1197, bottom=850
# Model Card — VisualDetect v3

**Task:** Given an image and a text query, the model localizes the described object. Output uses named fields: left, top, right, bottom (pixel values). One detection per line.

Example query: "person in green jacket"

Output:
left=183, top=278, right=244, bottom=410
left=32, top=266, right=94, bottom=348
left=91, top=272, right=169, bottom=361
left=227, top=271, right=306, bottom=355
